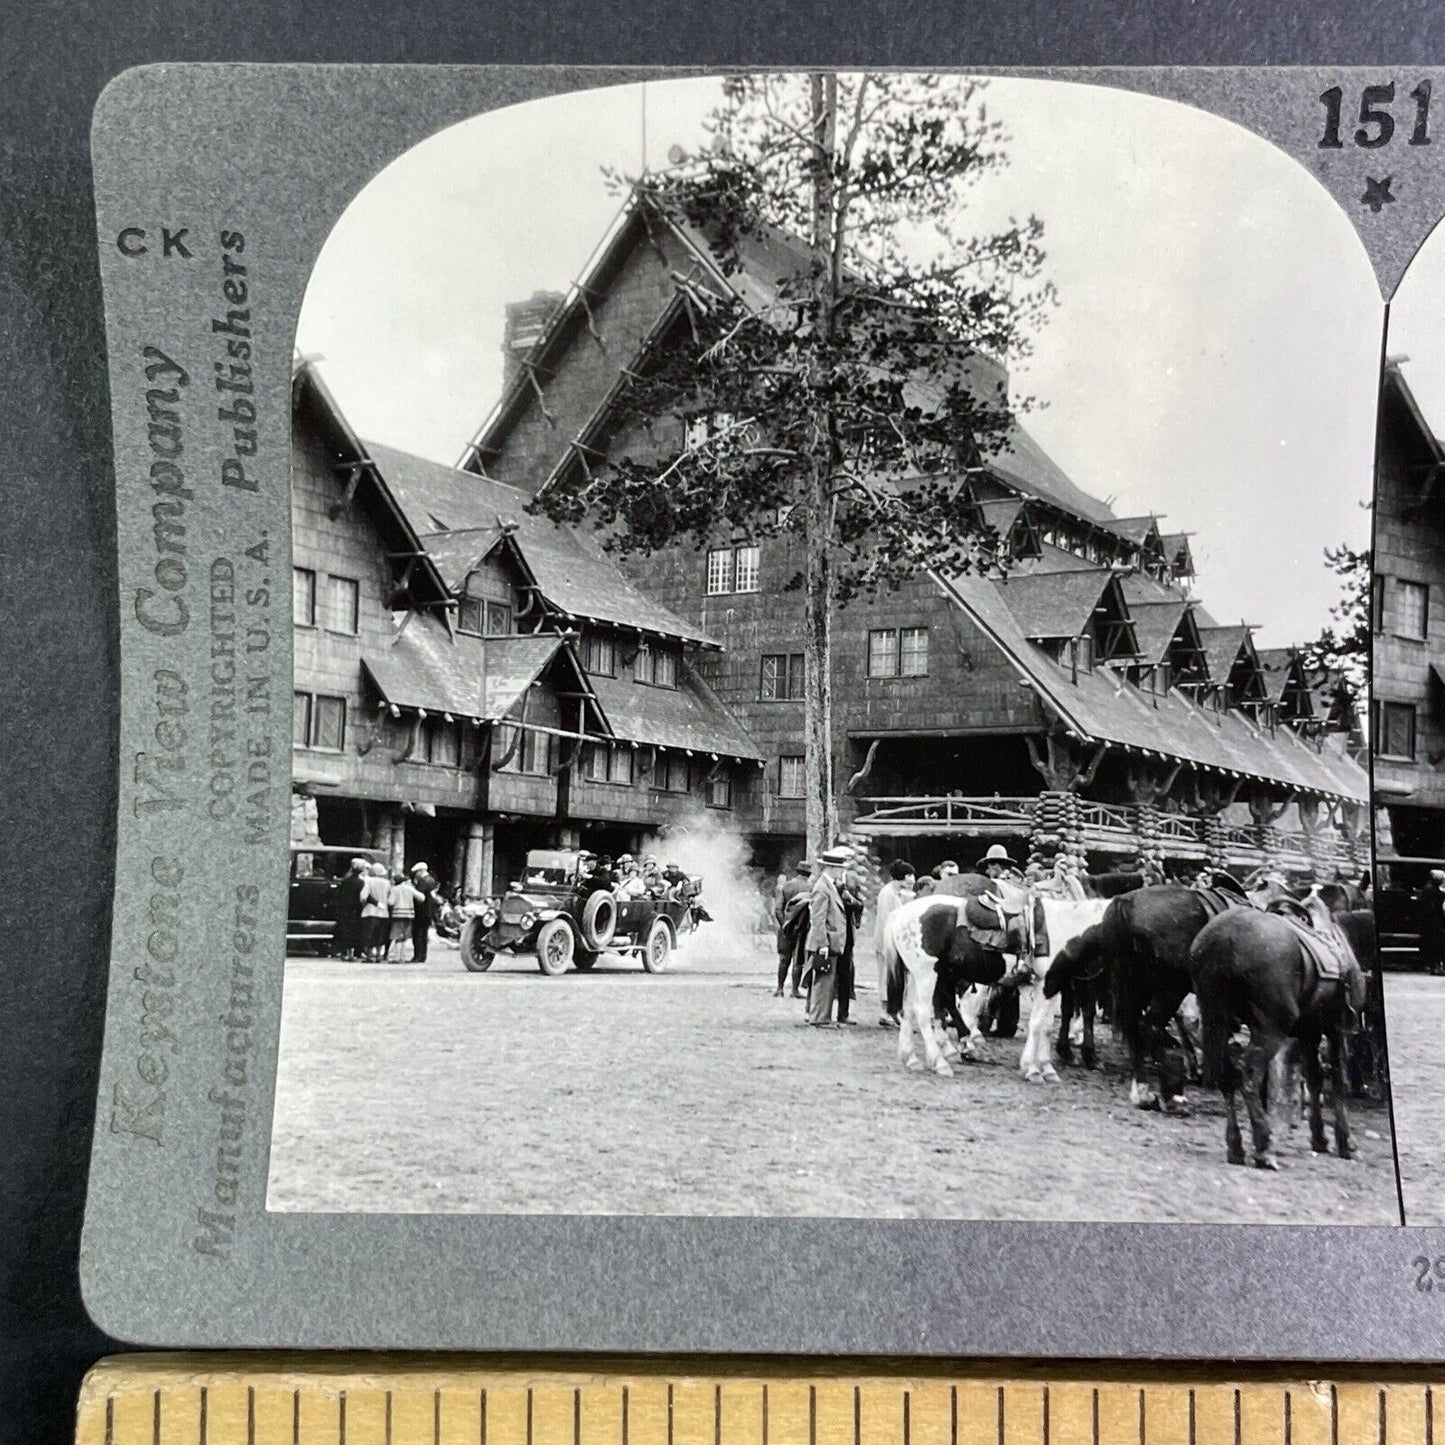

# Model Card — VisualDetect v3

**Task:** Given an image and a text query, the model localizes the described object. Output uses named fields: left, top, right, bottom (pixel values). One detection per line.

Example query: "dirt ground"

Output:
left=267, top=938, right=1400, bottom=1222
left=1382, top=972, right=1444, bottom=1225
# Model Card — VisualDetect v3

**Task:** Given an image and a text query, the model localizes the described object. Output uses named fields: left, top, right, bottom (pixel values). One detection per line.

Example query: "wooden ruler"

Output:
left=77, top=1357, right=1444, bottom=1445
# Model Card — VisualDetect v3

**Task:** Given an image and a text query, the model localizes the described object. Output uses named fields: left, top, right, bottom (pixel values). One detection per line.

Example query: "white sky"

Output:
left=1387, top=221, right=1445, bottom=429
left=296, top=75, right=1382, bottom=647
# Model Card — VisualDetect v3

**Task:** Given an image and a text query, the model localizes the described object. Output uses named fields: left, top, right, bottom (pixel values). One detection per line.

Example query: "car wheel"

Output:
left=640, top=917, right=673, bottom=974
left=535, top=919, right=575, bottom=976
left=574, top=950, right=599, bottom=971
left=459, top=918, right=495, bottom=973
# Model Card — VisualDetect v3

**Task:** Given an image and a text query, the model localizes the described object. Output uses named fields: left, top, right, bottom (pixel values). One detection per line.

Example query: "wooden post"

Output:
left=1125, top=758, right=1181, bottom=883
left=464, top=820, right=494, bottom=899
left=385, top=809, right=406, bottom=875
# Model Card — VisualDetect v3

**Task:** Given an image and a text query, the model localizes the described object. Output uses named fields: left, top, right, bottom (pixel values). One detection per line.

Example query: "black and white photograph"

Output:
left=1367, top=236, right=1445, bottom=1226
left=266, top=72, right=1393, bottom=1223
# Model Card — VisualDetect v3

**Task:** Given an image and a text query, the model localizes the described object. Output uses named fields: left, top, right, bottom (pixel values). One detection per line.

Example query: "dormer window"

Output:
left=457, top=597, right=514, bottom=636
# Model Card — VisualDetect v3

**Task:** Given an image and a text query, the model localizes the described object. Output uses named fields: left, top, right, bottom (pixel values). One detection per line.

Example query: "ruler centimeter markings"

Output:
left=77, top=1360, right=1445, bottom=1445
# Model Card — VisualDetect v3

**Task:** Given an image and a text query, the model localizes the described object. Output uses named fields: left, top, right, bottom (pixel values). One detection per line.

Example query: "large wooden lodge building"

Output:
left=290, top=195, right=1369, bottom=898
left=1372, top=360, right=1445, bottom=870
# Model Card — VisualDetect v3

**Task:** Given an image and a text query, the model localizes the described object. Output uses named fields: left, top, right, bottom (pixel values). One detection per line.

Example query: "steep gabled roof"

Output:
left=363, top=441, right=721, bottom=648
left=1197, top=624, right=1254, bottom=686
left=1126, top=599, right=1191, bottom=666
left=1160, top=531, right=1196, bottom=576
left=985, top=421, right=1120, bottom=527
left=930, top=568, right=1367, bottom=801
left=586, top=663, right=762, bottom=761
left=1255, top=647, right=1305, bottom=707
left=362, top=622, right=604, bottom=727
left=1105, top=515, right=1163, bottom=548
left=292, top=362, right=451, bottom=609
left=993, top=567, right=1118, bottom=641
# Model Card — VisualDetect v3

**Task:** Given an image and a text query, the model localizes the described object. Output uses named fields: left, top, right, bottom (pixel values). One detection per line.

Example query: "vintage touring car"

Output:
left=287, top=843, right=390, bottom=953
left=459, top=848, right=706, bottom=976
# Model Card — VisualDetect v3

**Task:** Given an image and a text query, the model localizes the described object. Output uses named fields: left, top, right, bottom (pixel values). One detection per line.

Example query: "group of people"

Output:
left=773, top=843, right=1029, bottom=1028
left=332, top=859, right=441, bottom=963
left=583, top=851, right=689, bottom=902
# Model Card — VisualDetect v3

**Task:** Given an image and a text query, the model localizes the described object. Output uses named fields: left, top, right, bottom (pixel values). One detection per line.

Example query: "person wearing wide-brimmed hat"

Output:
left=975, top=843, right=1020, bottom=881
left=802, top=847, right=851, bottom=1026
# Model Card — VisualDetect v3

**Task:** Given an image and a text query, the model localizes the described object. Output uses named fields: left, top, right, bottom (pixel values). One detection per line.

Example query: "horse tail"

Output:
left=1105, top=899, right=1140, bottom=1046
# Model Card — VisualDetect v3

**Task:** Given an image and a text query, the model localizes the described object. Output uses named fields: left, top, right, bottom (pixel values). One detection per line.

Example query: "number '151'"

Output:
left=1320, top=82, right=1432, bottom=149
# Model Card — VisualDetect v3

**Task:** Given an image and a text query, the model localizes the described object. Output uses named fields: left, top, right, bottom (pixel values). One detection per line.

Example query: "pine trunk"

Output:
left=803, top=71, right=840, bottom=857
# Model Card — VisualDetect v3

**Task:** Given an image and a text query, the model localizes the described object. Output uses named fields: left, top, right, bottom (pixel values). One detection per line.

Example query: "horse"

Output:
left=883, top=886, right=1105, bottom=1079
left=1192, top=896, right=1367, bottom=1169
left=1044, top=883, right=1229, bottom=1110
left=1045, top=923, right=1109, bottom=1070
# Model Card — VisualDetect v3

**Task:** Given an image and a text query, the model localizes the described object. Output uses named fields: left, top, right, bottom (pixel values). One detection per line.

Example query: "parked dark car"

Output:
left=288, top=844, right=389, bottom=953
left=459, top=848, right=707, bottom=976
left=1374, top=855, right=1445, bottom=972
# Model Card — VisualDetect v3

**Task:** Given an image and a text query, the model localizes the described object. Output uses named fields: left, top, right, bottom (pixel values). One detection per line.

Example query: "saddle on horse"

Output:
left=958, top=892, right=1049, bottom=960
left=1267, top=899, right=1348, bottom=985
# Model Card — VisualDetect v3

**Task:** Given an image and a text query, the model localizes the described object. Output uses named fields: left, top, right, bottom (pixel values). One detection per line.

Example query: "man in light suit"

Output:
left=804, top=847, right=852, bottom=1027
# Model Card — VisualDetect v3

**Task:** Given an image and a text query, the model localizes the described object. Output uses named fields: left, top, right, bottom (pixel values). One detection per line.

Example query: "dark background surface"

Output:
left=4, top=5, right=1443, bottom=1443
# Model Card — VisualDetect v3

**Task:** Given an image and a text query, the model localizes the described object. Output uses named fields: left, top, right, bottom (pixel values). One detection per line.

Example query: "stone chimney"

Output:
left=502, top=290, right=565, bottom=391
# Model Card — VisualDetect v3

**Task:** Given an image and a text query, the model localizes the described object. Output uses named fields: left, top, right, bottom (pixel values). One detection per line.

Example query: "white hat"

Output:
left=410, top=861, right=429, bottom=873
left=819, top=846, right=852, bottom=866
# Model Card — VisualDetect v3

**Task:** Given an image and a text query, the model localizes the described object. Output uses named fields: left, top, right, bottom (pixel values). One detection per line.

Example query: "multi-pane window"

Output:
left=583, top=742, right=634, bottom=785
left=635, top=643, right=678, bottom=688
left=760, top=652, right=805, bottom=701
left=706, top=548, right=734, bottom=596
left=457, top=596, right=514, bottom=636
left=426, top=718, right=461, bottom=768
left=292, top=691, right=311, bottom=748
left=1397, top=579, right=1429, bottom=640
left=1375, top=700, right=1417, bottom=760
left=499, top=726, right=551, bottom=777
left=867, top=629, right=898, bottom=677
left=293, top=567, right=316, bottom=627
left=654, top=754, right=690, bottom=793
left=778, top=755, right=805, bottom=799
left=583, top=633, right=616, bottom=676
left=293, top=691, right=345, bottom=752
left=869, top=627, right=928, bottom=678
left=324, top=574, right=359, bottom=635
left=733, top=545, right=760, bottom=593
left=899, top=626, right=929, bottom=676
left=705, top=544, right=760, bottom=595
left=706, top=772, right=732, bottom=809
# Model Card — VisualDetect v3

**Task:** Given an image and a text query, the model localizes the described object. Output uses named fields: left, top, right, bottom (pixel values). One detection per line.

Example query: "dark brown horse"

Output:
left=1193, top=905, right=1367, bottom=1169
left=1045, top=884, right=1232, bottom=1109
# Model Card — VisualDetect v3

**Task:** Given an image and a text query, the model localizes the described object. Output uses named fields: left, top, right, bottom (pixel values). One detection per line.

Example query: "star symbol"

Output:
left=1362, top=175, right=1397, bottom=214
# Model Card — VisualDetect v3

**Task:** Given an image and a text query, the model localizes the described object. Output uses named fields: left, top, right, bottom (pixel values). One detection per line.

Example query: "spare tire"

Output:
left=579, top=890, right=617, bottom=950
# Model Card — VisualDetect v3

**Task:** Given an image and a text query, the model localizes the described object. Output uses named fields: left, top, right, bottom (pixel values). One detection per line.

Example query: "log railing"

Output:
left=853, top=795, right=1361, bottom=876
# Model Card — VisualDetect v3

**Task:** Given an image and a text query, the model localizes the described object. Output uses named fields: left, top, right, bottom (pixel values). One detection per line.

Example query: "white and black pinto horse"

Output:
left=882, top=884, right=1107, bottom=1079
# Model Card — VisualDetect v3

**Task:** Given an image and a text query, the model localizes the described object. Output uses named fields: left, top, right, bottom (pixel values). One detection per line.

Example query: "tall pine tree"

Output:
left=532, top=73, right=1055, bottom=853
